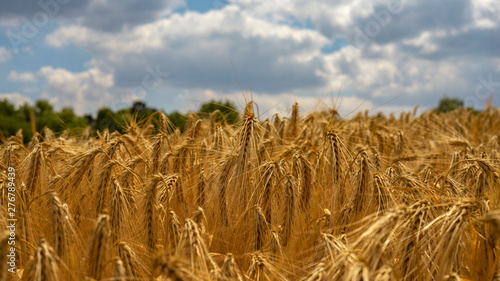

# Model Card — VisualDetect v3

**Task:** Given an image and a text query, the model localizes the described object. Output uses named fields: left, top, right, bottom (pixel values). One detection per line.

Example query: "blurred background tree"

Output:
left=5, top=96, right=480, bottom=143
left=197, top=100, right=240, bottom=124
left=0, top=99, right=32, bottom=143
left=168, top=111, right=188, bottom=132
left=93, top=107, right=122, bottom=134
left=434, top=96, right=464, bottom=113
left=0, top=98, right=88, bottom=143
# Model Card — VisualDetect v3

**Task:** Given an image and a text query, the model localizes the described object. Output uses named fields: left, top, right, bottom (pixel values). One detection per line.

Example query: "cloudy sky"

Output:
left=0, top=0, right=499, bottom=117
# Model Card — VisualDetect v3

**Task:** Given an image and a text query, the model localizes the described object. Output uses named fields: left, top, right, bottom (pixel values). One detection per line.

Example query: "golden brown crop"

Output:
left=1, top=102, right=500, bottom=280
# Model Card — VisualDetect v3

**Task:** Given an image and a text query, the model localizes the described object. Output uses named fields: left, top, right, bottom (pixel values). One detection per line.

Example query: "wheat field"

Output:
left=1, top=101, right=500, bottom=281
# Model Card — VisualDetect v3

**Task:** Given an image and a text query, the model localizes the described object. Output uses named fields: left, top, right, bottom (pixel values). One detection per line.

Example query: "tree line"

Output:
left=0, top=99, right=239, bottom=143
left=0, top=96, right=473, bottom=143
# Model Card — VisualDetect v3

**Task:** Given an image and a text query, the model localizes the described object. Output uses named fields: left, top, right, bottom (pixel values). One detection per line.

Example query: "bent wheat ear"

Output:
left=233, top=101, right=260, bottom=213
left=118, top=242, right=139, bottom=280
left=220, top=253, right=243, bottom=281
left=259, top=161, right=278, bottom=224
left=282, top=174, right=296, bottom=248
left=159, top=111, right=170, bottom=134
left=155, top=255, right=206, bottom=280
left=247, top=252, right=288, bottom=281
left=269, top=226, right=283, bottom=258
left=48, top=192, right=76, bottom=262
left=176, top=219, right=217, bottom=276
left=192, top=206, right=208, bottom=235
left=218, top=153, right=236, bottom=226
left=113, top=257, right=126, bottom=281
left=94, top=141, right=123, bottom=216
left=109, top=180, right=130, bottom=243
left=25, top=238, right=60, bottom=281
left=87, top=214, right=111, bottom=281
left=255, top=206, right=269, bottom=251
left=143, top=175, right=162, bottom=255
left=166, top=209, right=181, bottom=252
left=348, top=150, right=376, bottom=223
left=23, top=145, right=46, bottom=197
left=150, top=135, right=167, bottom=174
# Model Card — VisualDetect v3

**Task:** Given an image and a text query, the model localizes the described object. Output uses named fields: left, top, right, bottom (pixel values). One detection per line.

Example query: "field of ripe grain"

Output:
left=1, top=102, right=500, bottom=281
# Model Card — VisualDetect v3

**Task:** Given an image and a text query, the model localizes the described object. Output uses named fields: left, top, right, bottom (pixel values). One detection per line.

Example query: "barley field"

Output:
left=1, top=101, right=500, bottom=281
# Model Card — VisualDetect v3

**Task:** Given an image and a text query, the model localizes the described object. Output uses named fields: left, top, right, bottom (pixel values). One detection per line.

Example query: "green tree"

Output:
left=93, top=107, right=122, bottom=134
left=0, top=99, right=32, bottom=142
left=198, top=100, right=240, bottom=124
left=0, top=99, right=16, bottom=116
left=91, top=101, right=162, bottom=135
left=55, top=107, right=88, bottom=133
left=434, top=96, right=464, bottom=113
left=0, top=98, right=243, bottom=142
left=34, top=101, right=88, bottom=136
left=130, top=101, right=159, bottom=129
left=35, top=99, right=53, bottom=116
left=168, top=111, right=187, bottom=132
left=18, top=104, right=33, bottom=123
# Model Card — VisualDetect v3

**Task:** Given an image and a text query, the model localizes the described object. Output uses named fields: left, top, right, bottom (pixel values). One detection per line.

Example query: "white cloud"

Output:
left=27, top=0, right=500, bottom=113
left=7, top=71, right=36, bottom=82
left=0, top=47, right=12, bottom=62
left=37, top=66, right=115, bottom=115
left=46, top=6, right=329, bottom=95
left=318, top=42, right=479, bottom=107
left=0, top=93, right=33, bottom=107
left=471, top=0, right=500, bottom=26
left=47, top=6, right=329, bottom=55
left=228, top=0, right=396, bottom=37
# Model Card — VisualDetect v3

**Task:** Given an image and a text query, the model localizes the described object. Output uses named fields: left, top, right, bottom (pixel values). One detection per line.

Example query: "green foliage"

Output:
left=197, top=100, right=240, bottom=124
left=0, top=99, right=16, bottom=116
left=0, top=112, right=32, bottom=143
left=93, top=101, right=162, bottom=135
left=168, top=111, right=187, bottom=132
left=0, top=98, right=241, bottom=142
left=37, top=107, right=88, bottom=135
left=434, top=96, right=464, bottom=113
left=130, top=101, right=160, bottom=130
left=35, top=100, right=53, bottom=116
left=0, top=99, right=88, bottom=143
left=0, top=99, right=32, bottom=142
left=93, top=107, right=123, bottom=134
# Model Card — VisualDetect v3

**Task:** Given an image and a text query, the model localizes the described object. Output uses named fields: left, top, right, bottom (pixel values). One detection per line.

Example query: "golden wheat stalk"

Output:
left=87, top=214, right=111, bottom=281
left=25, top=238, right=60, bottom=281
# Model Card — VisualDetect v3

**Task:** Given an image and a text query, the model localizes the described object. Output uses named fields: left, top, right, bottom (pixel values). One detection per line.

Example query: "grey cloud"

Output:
left=394, top=27, right=500, bottom=61
left=364, top=0, right=472, bottom=44
left=429, top=28, right=500, bottom=58
left=71, top=0, right=184, bottom=32
left=108, top=39, right=327, bottom=94
left=348, top=54, right=500, bottom=109
left=0, top=0, right=88, bottom=19
left=0, top=0, right=183, bottom=32
left=61, top=9, right=330, bottom=94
